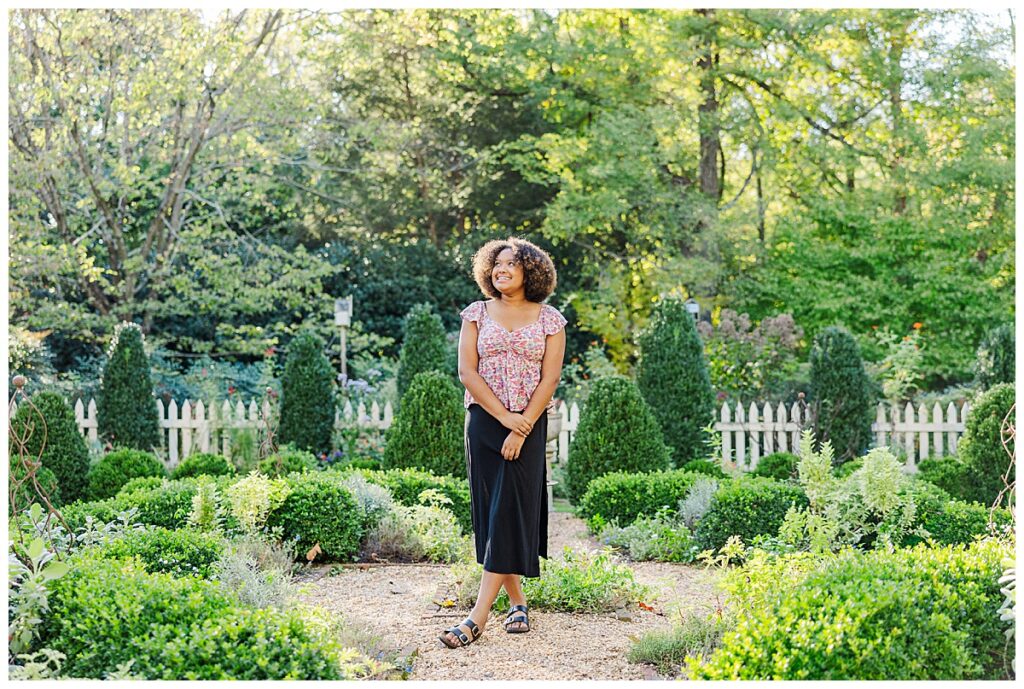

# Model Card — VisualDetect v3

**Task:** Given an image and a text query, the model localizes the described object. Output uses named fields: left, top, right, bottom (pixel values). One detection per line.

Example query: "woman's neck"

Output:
left=500, top=292, right=528, bottom=307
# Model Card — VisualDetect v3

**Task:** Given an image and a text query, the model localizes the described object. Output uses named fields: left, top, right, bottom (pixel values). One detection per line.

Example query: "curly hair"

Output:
left=471, top=237, right=558, bottom=303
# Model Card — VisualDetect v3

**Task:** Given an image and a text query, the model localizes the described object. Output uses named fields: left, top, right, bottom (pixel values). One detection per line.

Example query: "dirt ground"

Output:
left=297, top=510, right=722, bottom=680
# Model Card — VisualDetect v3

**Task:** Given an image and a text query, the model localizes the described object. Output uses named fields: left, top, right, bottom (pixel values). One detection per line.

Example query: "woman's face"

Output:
left=491, top=247, right=524, bottom=295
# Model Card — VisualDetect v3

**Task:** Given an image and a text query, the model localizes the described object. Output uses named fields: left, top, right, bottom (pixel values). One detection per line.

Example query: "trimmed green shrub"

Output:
left=155, top=606, right=372, bottom=680
left=43, top=552, right=368, bottom=680
left=689, top=540, right=1010, bottom=679
left=267, top=475, right=363, bottom=562
left=920, top=500, right=1013, bottom=545
left=258, top=446, right=318, bottom=477
left=9, top=391, right=90, bottom=504
left=117, top=476, right=167, bottom=496
left=834, top=457, right=863, bottom=478
left=115, top=480, right=200, bottom=529
left=278, top=331, right=336, bottom=455
left=566, top=376, right=672, bottom=503
left=917, top=456, right=972, bottom=500
left=383, top=371, right=464, bottom=477
left=172, top=452, right=235, bottom=480
left=350, top=467, right=472, bottom=533
left=60, top=498, right=123, bottom=532
left=957, top=383, right=1015, bottom=507
left=97, top=527, right=227, bottom=578
left=636, top=298, right=714, bottom=466
left=396, top=303, right=449, bottom=399
left=809, top=326, right=874, bottom=463
left=576, top=469, right=702, bottom=528
left=9, top=456, right=61, bottom=512
left=97, top=322, right=161, bottom=451
left=86, top=449, right=167, bottom=501
left=694, top=476, right=808, bottom=551
left=975, top=323, right=1014, bottom=389
left=753, top=452, right=799, bottom=481
left=681, top=459, right=726, bottom=479
left=42, top=553, right=237, bottom=679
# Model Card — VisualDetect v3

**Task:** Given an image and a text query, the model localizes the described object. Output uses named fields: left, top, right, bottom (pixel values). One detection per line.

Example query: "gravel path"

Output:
left=297, top=511, right=722, bottom=680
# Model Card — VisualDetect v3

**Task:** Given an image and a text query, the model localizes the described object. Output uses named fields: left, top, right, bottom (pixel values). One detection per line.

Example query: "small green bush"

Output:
left=258, top=446, right=318, bottom=477
left=267, top=475, right=363, bottom=562
left=278, top=330, right=337, bottom=455
left=975, top=323, right=1014, bottom=389
left=753, top=452, right=799, bottom=481
left=383, top=371, right=465, bottom=477
left=114, top=479, right=199, bottom=529
left=629, top=610, right=731, bottom=674
left=636, top=297, right=715, bottom=465
left=350, top=467, right=472, bottom=533
left=599, top=510, right=696, bottom=562
left=680, top=459, right=726, bottom=479
left=117, top=476, right=167, bottom=496
left=689, top=540, right=1010, bottom=679
left=42, top=551, right=371, bottom=680
left=396, top=303, right=449, bottom=399
left=694, top=477, right=808, bottom=551
left=172, top=452, right=235, bottom=480
left=97, top=322, right=161, bottom=452
left=576, top=469, right=701, bottom=528
left=9, top=391, right=91, bottom=504
left=957, top=383, right=1015, bottom=507
left=8, top=457, right=61, bottom=512
left=97, top=527, right=227, bottom=578
left=86, top=449, right=167, bottom=501
left=920, top=500, right=1013, bottom=545
left=155, top=606, right=374, bottom=680
left=809, top=326, right=874, bottom=463
left=917, top=456, right=973, bottom=500
left=566, top=376, right=672, bottom=503
left=41, top=553, right=237, bottom=679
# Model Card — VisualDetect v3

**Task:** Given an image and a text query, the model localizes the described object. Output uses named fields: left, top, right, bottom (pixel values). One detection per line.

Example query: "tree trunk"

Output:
left=696, top=9, right=722, bottom=203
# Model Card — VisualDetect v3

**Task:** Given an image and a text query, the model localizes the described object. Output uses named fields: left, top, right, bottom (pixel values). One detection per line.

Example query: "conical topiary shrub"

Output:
left=97, top=322, right=161, bottom=452
left=9, top=391, right=90, bottom=505
left=809, top=326, right=875, bottom=464
left=396, top=303, right=449, bottom=400
left=278, top=330, right=337, bottom=455
left=957, top=383, right=1015, bottom=508
left=975, top=324, right=1014, bottom=390
left=383, top=371, right=465, bottom=477
left=636, top=297, right=714, bottom=466
left=565, top=375, right=673, bottom=504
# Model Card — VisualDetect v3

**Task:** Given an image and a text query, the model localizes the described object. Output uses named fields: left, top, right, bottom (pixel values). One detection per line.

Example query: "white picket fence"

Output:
left=554, top=400, right=970, bottom=472
left=14, top=396, right=968, bottom=472
left=9, top=397, right=393, bottom=467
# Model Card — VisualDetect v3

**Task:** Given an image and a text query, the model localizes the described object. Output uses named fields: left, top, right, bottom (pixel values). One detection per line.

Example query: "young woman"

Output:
left=439, top=237, right=567, bottom=649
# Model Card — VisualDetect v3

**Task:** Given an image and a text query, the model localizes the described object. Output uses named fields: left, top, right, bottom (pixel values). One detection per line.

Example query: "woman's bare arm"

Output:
left=520, top=329, right=566, bottom=428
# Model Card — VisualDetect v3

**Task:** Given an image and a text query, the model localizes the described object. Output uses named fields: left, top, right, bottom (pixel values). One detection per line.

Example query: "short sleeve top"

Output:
left=460, top=300, right=568, bottom=412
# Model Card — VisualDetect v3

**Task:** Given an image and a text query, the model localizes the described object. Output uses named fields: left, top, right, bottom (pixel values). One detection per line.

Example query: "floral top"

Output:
left=460, top=300, right=568, bottom=412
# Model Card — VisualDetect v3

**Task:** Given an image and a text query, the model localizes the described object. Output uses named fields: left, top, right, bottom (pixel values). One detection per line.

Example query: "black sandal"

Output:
left=504, top=605, right=530, bottom=633
left=439, top=617, right=482, bottom=648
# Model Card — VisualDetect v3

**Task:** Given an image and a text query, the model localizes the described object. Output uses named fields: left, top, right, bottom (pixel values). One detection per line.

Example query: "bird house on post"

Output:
left=334, top=296, right=353, bottom=380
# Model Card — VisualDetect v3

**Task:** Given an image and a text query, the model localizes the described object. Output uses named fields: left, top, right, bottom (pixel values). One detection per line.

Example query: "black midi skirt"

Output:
left=465, top=404, right=549, bottom=577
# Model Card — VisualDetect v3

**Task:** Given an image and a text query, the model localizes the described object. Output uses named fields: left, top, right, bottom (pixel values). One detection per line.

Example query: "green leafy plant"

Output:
left=225, top=471, right=291, bottom=534
left=278, top=330, right=337, bottom=455
left=347, top=467, right=472, bottom=533
left=396, top=303, right=449, bottom=399
left=382, top=371, right=465, bottom=477
left=187, top=478, right=225, bottom=532
left=9, top=391, right=91, bottom=504
left=9, top=525, right=72, bottom=657
left=917, top=456, right=973, bottom=501
left=752, top=452, right=799, bottom=481
left=566, top=375, right=672, bottom=503
left=636, top=297, right=715, bottom=465
left=172, top=452, right=236, bottom=480
left=694, top=477, right=807, bottom=552
left=628, top=609, right=731, bottom=674
left=575, top=469, right=701, bottom=529
left=96, top=322, right=161, bottom=452
left=95, top=526, right=227, bottom=578
left=975, top=323, right=1014, bottom=389
left=599, top=508, right=696, bottom=562
left=267, top=475, right=363, bottom=561
left=809, top=326, right=875, bottom=463
left=688, top=540, right=1012, bottom=680
left=86, top=449, right=167, bottom=501
left=257, top=445, right=318, bottom=477
left=956, top=383, right=1014, bottom=507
